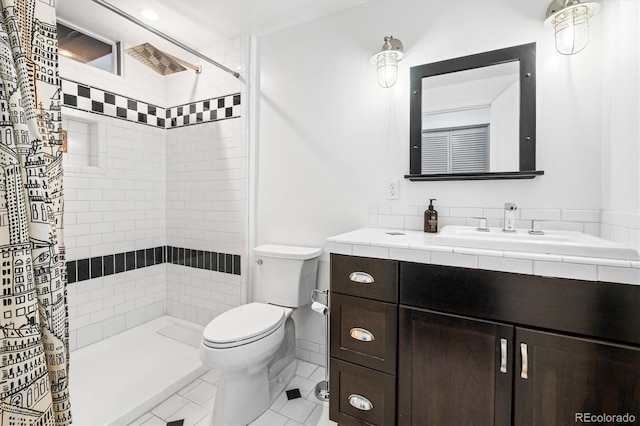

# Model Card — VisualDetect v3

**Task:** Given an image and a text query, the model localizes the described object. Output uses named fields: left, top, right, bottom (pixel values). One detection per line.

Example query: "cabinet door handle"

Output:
left=348, top=394, right=374, bottom=411
left=500, top=338, right=507, bottom=373
left=520, top=343, right=528, bottom=379
left=349, top=327, right=375, bottom=342
left=349, top=271, right=374, bottom=284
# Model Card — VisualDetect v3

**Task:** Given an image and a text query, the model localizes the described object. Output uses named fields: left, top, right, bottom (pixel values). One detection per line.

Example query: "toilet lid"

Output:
left=203, top=303, right=286, bottom=346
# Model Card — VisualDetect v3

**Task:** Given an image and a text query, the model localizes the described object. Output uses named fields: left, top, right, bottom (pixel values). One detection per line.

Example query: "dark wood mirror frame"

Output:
left=406, top=42, right=544, bottom=181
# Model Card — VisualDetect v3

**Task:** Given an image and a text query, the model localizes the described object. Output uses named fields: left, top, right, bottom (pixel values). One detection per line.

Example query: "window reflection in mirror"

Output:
left=407, top=42, right=543, bottom=181
left=421, top=61, right=519, bottom=174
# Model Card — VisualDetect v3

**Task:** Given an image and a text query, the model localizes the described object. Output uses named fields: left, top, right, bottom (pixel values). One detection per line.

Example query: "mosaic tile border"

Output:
left=61, top=78, right=166, bottom=128
left=166, top=94, right=241, bottom=128
left=60, top=78, right=241, bottom=129
left=66, top=246, right=241, bottom=283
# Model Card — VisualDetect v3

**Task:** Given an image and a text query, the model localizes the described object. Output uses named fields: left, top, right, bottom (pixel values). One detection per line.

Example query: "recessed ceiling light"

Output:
left=140, top=9, right=159, bottom=21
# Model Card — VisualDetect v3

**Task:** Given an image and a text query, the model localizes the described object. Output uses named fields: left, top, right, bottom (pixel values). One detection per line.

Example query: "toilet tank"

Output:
left=254, top=244, right=322, bottom=308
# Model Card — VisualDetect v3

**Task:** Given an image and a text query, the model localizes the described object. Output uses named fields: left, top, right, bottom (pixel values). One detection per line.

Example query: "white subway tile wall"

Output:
left=64, top=115, right=167, bottom=261
left=165, top=264, right=245, bottom=326
left=369, top=205, right=603, bottom=236
left=67, top=266, right=166, bottom=351
left=601, top=211, right=640, bottom=252
left=296, top=338, right=327, bottom=367
left=165, top=116, right=249, bottom=324
left=165, top=37, right=247, bottom=107
left=63, top=107, right=167, bottom=350
left=62, top=36, right=250, bottom=350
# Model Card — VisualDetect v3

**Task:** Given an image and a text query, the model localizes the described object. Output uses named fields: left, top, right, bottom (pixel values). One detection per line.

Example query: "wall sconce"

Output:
left=371, top=36, right=404, bottom=88
left=544, top=0, right=600, bottom=55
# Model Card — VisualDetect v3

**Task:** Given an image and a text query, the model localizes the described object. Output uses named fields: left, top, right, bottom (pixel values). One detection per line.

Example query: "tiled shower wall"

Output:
left=63, top=111, right=167, bottom=351
left=163, top=36, right=249, bottom=326
left=62, top=36, right=249, bottom=350
left=165, top=117, right=249, bottom=325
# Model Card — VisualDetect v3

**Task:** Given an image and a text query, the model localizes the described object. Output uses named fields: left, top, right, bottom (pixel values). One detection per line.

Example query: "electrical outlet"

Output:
left=387, top=179, right=399, bottom=200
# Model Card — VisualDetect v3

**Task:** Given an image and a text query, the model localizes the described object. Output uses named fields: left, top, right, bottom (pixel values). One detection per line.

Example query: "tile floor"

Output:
left=129, top=360, right=336, bottom=426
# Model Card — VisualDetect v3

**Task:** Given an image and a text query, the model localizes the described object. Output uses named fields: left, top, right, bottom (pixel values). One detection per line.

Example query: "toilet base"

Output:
left=210, top=317, right=296, bottom=425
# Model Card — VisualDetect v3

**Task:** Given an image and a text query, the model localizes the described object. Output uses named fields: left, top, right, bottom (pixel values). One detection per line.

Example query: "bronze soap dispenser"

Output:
left=424, top=198, right=438, bottom=233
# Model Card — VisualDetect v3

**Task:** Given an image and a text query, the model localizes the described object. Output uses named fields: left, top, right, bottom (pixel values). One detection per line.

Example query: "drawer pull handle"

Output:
left=520, top=343, right=528, bottom=379
left=348, top=394, right=374, bottom=411
left=500, top=338, right=507, bottom=373
left=349, top=271, right=374, bottom=284
left=349, top=327, right=375, bottom=342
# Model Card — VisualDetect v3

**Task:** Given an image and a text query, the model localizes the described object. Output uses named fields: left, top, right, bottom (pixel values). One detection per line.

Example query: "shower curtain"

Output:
left=0, top=0, right=71, bottom=425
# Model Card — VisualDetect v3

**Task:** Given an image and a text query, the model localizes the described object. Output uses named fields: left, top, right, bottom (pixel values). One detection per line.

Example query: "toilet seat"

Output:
left=202, top=303, right=288, bottom=349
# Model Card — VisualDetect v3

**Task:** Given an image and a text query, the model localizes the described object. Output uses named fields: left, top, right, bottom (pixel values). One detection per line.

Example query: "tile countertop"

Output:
left=325, top=228, right=640, bottom=286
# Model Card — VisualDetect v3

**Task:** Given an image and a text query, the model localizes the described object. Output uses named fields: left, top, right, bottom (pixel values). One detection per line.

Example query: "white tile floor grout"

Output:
left=129, top=360, right=336, bottom=426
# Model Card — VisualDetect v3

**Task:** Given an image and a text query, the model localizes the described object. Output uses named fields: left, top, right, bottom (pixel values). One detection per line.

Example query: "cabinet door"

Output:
left=398, top=307, right=513, bottom=426
left=515, top=328, right=640, bottom=425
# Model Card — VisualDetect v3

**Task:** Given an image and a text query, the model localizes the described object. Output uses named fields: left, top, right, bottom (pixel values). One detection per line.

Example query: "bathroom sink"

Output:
left=433, top=226, right=640, bottom=260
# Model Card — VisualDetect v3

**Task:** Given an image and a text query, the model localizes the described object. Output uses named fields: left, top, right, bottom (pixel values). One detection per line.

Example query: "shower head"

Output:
left=125, top=43, right=201, bottom=75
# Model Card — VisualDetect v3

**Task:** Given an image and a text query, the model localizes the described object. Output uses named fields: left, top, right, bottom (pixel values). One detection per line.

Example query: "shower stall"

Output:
left=58, top=1, right=252, bottom=423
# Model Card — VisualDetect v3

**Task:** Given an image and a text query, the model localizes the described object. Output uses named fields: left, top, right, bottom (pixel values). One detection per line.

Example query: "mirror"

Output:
left=407, top=43, right=543, bottom=181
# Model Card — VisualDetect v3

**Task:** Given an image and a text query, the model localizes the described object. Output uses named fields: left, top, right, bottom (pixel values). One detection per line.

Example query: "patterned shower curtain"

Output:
left=0, top=0, right=71, bottom=425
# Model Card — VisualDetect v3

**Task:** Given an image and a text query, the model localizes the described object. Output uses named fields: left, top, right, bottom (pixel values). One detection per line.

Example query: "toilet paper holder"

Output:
left=310, top=288, right=330, bottom=401
left=311, top=289, right=329, bottom=315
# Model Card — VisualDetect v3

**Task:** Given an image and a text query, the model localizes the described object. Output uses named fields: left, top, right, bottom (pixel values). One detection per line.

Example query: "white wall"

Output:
left=258, top=0, right=604, bottom=246
left=257, top=0, right=608, bottom=350
left=601, top=0, right=640, bottom=250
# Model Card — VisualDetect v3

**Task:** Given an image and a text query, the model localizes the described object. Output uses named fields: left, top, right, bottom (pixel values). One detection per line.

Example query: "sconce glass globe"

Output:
left=545, top=0, right=600, bottom=55
left=371, top=36, right=404, bottom=88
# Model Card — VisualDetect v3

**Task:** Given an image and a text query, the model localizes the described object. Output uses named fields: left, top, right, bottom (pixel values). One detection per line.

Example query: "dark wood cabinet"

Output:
left=398, top=307, right=513, bottom=426
left=514, top=328, right=640, bottom=425
left=330, top=255, right=640, bottom=426
left=399, top=307, right=640, bottom=426
left=329, top=254, right=398, bottom=426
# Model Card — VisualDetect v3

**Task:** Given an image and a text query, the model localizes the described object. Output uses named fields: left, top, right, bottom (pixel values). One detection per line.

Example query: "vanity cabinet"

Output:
left=400, top=261, right=640, bottom=426
left=399, top=307, right=640, bottom=425
left=329, top=254, right=640, bottom=426
left=329, top=254, right=398, bottom=426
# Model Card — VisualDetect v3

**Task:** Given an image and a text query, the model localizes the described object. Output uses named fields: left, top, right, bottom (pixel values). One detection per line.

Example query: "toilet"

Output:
left=200, top=244, right=322, bottom=426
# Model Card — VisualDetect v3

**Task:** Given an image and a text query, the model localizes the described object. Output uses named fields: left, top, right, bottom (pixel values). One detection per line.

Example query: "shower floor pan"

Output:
left=69, top=316, right=207, bottom=425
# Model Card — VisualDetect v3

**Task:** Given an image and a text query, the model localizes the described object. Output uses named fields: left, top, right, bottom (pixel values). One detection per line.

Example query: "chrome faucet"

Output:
left=503, top=202, right=517, bottom=232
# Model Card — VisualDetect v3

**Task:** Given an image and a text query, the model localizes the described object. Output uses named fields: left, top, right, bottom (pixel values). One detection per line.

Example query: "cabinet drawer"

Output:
left=331, top=254, right=398, bottom=303
left=330, top=293, right=397, bottom=374
left=329, top=358, right=396, bottom=426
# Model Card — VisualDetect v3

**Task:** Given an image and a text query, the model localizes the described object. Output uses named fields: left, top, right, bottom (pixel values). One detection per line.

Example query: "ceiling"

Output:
left=56, top=0, right=369, bottom=56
